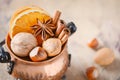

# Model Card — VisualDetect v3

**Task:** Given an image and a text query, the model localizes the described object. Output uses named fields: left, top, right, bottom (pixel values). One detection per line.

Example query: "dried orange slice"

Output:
left=9, top=6, right=51, bottom=39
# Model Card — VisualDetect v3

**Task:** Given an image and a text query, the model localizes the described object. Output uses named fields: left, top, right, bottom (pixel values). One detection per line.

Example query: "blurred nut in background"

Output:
left=86, top=66, right=99, bottom=80
left=94, top=48, right=115, bottom=66
left=88, top=38, right=99, bottom=49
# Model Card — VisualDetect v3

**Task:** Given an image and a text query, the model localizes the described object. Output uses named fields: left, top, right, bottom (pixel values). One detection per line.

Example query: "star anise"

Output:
left=31, top=19, right=56, bottom=40
left=31, top=11, right=61, bottom=41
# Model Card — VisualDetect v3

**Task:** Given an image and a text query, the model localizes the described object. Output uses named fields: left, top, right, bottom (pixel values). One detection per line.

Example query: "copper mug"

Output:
left=0, top=22, right=76, bottom=80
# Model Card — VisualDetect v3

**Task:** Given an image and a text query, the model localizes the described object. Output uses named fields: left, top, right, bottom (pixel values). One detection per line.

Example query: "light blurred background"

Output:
left=0, top=0, right=120, bottom=80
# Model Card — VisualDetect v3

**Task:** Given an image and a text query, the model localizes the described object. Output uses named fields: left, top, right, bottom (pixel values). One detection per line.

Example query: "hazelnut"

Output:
left=94, top=48, right=115, bottom=66
left=86, top=66, right=99, bottom=80
left=43, top=38, right=62, bottom=57
left=88, top=38, right=98, bottom=49
left=11, top=32, right=38, bottom=57
left=29, top=47, right=47, bottom=62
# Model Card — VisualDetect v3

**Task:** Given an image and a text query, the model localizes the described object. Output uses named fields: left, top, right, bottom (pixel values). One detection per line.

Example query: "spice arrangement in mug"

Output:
left=10, top=6, right=70, bottom=62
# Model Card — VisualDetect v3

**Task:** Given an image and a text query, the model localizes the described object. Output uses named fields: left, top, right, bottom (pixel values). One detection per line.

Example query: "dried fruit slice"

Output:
left=9, top=6, right=51, bottom=39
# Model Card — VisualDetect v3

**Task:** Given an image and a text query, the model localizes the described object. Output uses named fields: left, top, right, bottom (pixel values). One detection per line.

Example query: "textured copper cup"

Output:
left=6, top=34, right=69, bottom=80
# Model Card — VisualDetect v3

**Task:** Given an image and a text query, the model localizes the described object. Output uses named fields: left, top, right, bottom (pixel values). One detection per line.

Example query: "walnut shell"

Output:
left=11, top=32, right=38, bottom=57
left=43, top=38, right=62, bottom=57
left=29, top=47, right=47, bottom=62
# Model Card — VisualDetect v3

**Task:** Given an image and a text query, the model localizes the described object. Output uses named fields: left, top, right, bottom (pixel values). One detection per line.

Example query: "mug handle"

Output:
left=67, top=22, right=77, bottom=35
left=0, top=39, right=11, bottom=63
left=0, top=39, right=14, bottom=74
left=67, top=22, right=77, bottom=67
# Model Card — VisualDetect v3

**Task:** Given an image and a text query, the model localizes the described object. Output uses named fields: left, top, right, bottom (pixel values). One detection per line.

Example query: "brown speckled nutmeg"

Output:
left=43, top=38, right=62, bottom=57
left=11, top=32, right=38, bottom=57
left=94, top=47, right=115, bottom=66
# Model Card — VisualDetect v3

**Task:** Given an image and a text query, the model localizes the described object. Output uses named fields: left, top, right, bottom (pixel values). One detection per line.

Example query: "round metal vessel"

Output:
left=6, top=34, right=69, bottom=80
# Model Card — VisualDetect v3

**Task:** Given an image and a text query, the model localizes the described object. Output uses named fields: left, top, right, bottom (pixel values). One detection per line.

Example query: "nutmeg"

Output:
left=29, top=47, right=47, bottom=62
left=42, top=38, right=62, bottom=57
left=94, top=48, right=115, bottom=66
left=86, top=66, right=99, bottom=80
left=11, top=32, right=38, bottom=57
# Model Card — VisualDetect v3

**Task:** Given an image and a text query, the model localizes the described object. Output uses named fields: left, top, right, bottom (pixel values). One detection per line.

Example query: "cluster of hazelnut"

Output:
left=10, top=11, right=70, bottom=62
left=85, top=38, right=115, bottom=80
left=88, top=38, right=115, bottom=66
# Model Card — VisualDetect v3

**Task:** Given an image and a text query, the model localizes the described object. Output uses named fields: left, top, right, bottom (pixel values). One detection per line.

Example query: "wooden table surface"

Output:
left=0, top=0, right=120, bottom=80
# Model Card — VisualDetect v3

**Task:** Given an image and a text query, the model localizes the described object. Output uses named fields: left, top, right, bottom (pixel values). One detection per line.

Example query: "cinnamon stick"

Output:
left=53, top=10, right=61, bottom=25
left=58, top=28, right=66, bottom=40
left=55, top=20, right=65, bottom=37
left=58, top=28, right=70, bottom=45
left=61, top=33, right=69, bottom=45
